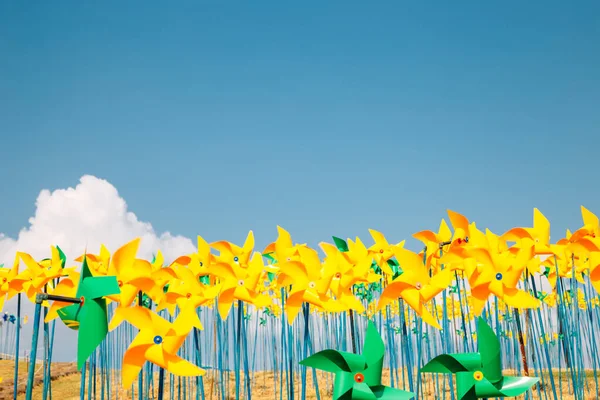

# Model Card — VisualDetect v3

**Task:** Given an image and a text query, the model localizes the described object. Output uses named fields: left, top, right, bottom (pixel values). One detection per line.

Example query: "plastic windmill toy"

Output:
left=421, top=317, right=539, bottom=400
left=56, top=256, right=121, bottom=370
left=300, top=320, right=415, bottom=400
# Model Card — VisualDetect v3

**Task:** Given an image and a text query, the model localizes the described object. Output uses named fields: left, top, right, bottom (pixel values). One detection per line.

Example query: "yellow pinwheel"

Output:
left=107, top=239, right=155, bottom=309
left=211, top=231, right=254, bottom=268
left=108, top=306, right=205, bottom=388
left=75, top=244, right=112, bottom=276
left=413, top=219, right=453, bottom=265
left=278, top=246, right=341, bottom=323
left=0, top=257, right=20, bottom=311
left=164, top=266, right=220, bottom=315
left=211, top=251, right=271, bottom=319
left=10, top=252, right=62, bottom=303
left=377, top=247, right=452, bottom=329
left=467, top=239, right=540, bottom=316
left=502, top=208, right=554, bottom=255
left=367, top=229, right=405, bottom=275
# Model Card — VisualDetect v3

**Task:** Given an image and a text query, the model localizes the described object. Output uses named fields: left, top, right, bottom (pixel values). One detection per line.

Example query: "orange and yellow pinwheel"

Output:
left=378, top=247, right=452, bottom=329
left=108, top=306, right=205, bottom=388
left=466, top=239, right=540, bottom=316
left=278, top=246, right=341, bottom=323
left=211, top=231, right=255, bottom=268
left=211, top=251, right=271, bottom=319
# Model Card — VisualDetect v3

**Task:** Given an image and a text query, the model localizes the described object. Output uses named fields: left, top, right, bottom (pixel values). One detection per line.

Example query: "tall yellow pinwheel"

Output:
left=211, top=231, right=254, bottom=268
left=377, top=247, right=452, bottom=329
left=106, top=239, right=155, bottom=309
left=328, top=238, right=380, bottom=313
left=188, top=236, right=214, bottom=282
left=502, top=208, right=554, bottom=255
left=278, top=246, right=341, bottom=323
left=0, top=257, right=20, bottom=311
left=75, top=244, right=112, bottom=276
left=164, top=266, right=220, bottom=315
left=571, top=206, right=600, bottom=241
left=108, top=306, right=205, bottom=388
left=10, top=252, right=63, bottom=303
left=367, top=229, right=405, bottom=275
left=413, top=219, right=453, bottom=266
left=467, top=239, right=540, bottom=316
left=211, top=251, right=271, bottom=319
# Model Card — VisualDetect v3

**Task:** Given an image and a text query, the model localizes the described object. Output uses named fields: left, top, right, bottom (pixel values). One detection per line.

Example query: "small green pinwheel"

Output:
left=57, top=256, right=120, bottom=370
left=300, top=321, right=414, bottom=400
left=420, top=317, right=539, bottom=400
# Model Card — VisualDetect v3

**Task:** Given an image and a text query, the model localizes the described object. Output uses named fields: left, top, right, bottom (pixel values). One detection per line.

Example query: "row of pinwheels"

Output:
left=2, top=207, right=600, bottom=388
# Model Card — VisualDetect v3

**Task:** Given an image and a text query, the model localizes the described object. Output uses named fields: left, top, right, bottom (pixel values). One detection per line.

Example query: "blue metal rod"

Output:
left=25, top=300, right=42, bottom=400
left=14, top=293, right=22, bottom=400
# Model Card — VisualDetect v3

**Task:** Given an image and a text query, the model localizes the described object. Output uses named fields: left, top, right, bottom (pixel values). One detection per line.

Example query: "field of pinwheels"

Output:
left=1, top=207, right=600, bottom=400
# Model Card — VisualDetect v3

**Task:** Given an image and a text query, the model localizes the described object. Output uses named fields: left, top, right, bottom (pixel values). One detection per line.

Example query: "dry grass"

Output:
left=0, top=361, right=597, bottom=399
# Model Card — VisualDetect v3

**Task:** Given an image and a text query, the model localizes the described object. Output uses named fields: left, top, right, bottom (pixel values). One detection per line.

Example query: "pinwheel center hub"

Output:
left=186, top=293, right=192, bottom=299
left=153, top=335, right=163, bottom=345
left=415, top=282, right=422, bottom=290
left=308, top=281, right=316, bottom=289
left=233, top=257, right=239, bottom=262
left=79, top=296, right=85, bottom=306
left=117, top=280, right=123, bottom=287
left=379, top=249, right=384, bottom=254
left=335, top=273, right=341, bottom=279
left=354, top=372, right=365, bottom=383
left=495, top=273, right=503, bottom=281
left=2, top=278, right=6, bottom=283
left=473, top=371, right=483, bottom=381
left=238, top=280, right=245, bottom=286
left=199, top=262, right=204, bottom=266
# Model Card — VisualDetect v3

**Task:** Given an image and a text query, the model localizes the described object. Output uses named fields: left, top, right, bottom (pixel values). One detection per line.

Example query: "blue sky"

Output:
left=1, top=0, right=599, bottom=253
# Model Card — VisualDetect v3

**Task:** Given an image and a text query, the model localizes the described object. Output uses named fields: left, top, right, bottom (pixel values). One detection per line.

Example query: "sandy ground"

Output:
left=0, top=360, right=597, bottom=400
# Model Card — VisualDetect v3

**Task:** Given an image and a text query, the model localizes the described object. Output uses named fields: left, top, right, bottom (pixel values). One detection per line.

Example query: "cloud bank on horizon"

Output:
left=0, top=175, right=195, bottom=268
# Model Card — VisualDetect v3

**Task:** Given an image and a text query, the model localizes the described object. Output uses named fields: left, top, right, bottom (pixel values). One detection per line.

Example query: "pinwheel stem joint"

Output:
left=35, top=293, right=83, bottom=305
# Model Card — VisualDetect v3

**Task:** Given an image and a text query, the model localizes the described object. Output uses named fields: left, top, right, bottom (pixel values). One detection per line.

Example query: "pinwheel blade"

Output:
left=57, top=303, right=82, bottom=330
left=477, top=317, right=502, bottom=383
left=300, top=349, right=366, bottom=373
left=495, top=376, right=540, bottom=397
left=370, top=385, right=414, bottom=400
left=420, top=353, right=481, bottom=374
left=362, top=321, right=385, bottom=385
left=456, top=371, right=477, bottom=400
left=77, top=299, right=109, bottom=370
left=80, top=275, right=120, bottom=300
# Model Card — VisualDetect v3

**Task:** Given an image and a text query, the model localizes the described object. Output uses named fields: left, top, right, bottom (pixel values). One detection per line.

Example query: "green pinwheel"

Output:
left=57, top=256, right=120, bottom=370
left=300, top=321, right=414, bottom=400
left=421, top=317, right=539, bottom=400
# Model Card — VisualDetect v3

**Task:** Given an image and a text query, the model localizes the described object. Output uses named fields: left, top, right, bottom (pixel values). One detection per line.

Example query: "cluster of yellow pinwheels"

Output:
left=2, top=207, right=600, bottom=386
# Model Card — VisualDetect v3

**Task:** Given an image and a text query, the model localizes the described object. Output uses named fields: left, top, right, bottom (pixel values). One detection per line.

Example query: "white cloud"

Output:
left=0, top=175, right=195, bottom=362
left=0, top=175, right=195, bottom=267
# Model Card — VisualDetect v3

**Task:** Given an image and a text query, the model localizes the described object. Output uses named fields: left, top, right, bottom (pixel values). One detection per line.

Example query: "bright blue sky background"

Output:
left=1, top=1, right=599, bottom=252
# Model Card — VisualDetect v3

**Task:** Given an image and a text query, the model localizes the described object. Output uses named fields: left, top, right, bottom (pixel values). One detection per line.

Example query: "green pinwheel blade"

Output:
left=300, top=349, right=366, bottom=373
left=56, top=246, right=67, bottom=268
left=332, top=236, right=349, bottom=252
left=420, top=352, right=482, bottom=374
left=76, top=298, right=109, bottom=371
left=57, top=303, right=82, bottom=330
left=347, top=381, right=377, bottom=400
left=370, top=385, right=414, bottom=399
left=362, top=321, right=385, bottom=386
left=483, top=376, right=540, bottom=397
left=476, top=317, right=503, bottom=383
left=456, top=371, right=478, bottom=400
left=79, top=275, right=120, bottom=300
